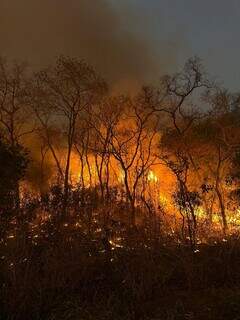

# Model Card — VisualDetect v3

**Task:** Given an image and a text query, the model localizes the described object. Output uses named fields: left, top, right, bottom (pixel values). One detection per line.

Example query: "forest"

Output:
left=1, top=55, right=240, bottom=319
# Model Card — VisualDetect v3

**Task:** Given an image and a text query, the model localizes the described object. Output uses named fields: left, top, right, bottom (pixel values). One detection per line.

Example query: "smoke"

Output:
left=0, top=0, right=179, bottom=91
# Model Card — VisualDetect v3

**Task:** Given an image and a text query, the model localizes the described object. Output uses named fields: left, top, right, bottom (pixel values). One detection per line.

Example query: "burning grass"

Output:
left=1, top=187, right=240, bottom=320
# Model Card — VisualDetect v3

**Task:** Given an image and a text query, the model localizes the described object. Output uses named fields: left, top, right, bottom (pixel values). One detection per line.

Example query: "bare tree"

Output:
left=0, top=57, right=34, bottom=208
left=87, top=96, right=125, bottom=199
left=107, top=99, right=159, bottom=227
left=29, top=56, right=107, bottom=219
left=0, top=57, right=34, bottom=146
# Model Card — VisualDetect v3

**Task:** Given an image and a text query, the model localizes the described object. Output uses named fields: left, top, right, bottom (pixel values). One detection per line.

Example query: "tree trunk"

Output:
left=216, top=184, right=228, bottom=234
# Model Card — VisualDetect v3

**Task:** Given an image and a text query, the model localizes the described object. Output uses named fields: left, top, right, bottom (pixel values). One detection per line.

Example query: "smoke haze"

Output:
left=0, top=0, right=179, bottom=91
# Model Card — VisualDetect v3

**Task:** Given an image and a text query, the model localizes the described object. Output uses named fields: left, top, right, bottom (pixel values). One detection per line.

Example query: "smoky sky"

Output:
left=0, top=0, right=181, bottom=92
left=1, top=0, right=240, bottom=92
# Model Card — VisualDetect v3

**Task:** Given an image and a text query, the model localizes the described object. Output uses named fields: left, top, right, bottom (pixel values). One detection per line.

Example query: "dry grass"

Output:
left=1, top=222, right=240, bottom=320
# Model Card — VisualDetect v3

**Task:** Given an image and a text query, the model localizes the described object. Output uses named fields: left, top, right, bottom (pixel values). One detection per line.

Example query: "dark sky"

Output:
left=0, top=0, right=240, bottom=91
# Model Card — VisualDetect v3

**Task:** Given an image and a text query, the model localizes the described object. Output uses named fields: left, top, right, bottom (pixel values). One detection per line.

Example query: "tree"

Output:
left=0, top=57, right=34, bottom=206
left=0, top=57, right=34, bottom=146
left=108, top=99, right=159, bottom=227
left=141, top=57, right=212, bottom=241
left=86, top=96, right=125, bottom=199
left=0, top=140, right=28, bottom=233
left=29, top=56, right=107, bottom=219
left=201, top=89, right=240, bottom=232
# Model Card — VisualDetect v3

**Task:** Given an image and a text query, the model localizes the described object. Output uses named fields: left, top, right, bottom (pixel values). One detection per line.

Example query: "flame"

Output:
left=147, top=170, right=158, bottom=183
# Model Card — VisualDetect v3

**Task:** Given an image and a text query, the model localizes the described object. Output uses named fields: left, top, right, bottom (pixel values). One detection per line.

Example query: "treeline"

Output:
left=0, top=55, right=240, bottom=245
left=2, top=55, right=240, bottom=320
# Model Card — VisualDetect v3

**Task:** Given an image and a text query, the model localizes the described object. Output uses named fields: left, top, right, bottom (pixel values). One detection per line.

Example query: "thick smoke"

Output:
left=0, top=0, right=177, bottom=92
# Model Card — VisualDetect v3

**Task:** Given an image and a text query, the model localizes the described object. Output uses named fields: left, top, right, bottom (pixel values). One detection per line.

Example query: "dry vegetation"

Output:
left=1, top=56, right=240, bottom=319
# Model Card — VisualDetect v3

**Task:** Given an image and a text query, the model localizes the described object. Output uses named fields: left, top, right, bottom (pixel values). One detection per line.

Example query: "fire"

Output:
left=147, top=170, right=158, bottom=183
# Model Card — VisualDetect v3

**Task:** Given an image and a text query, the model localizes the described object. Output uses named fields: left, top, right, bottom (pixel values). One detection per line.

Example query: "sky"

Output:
left=0, top=0, right=240, bottom=91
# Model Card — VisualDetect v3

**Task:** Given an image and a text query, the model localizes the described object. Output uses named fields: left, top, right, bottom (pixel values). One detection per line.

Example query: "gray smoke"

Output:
left=0, top=0, right=179, bottom=92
